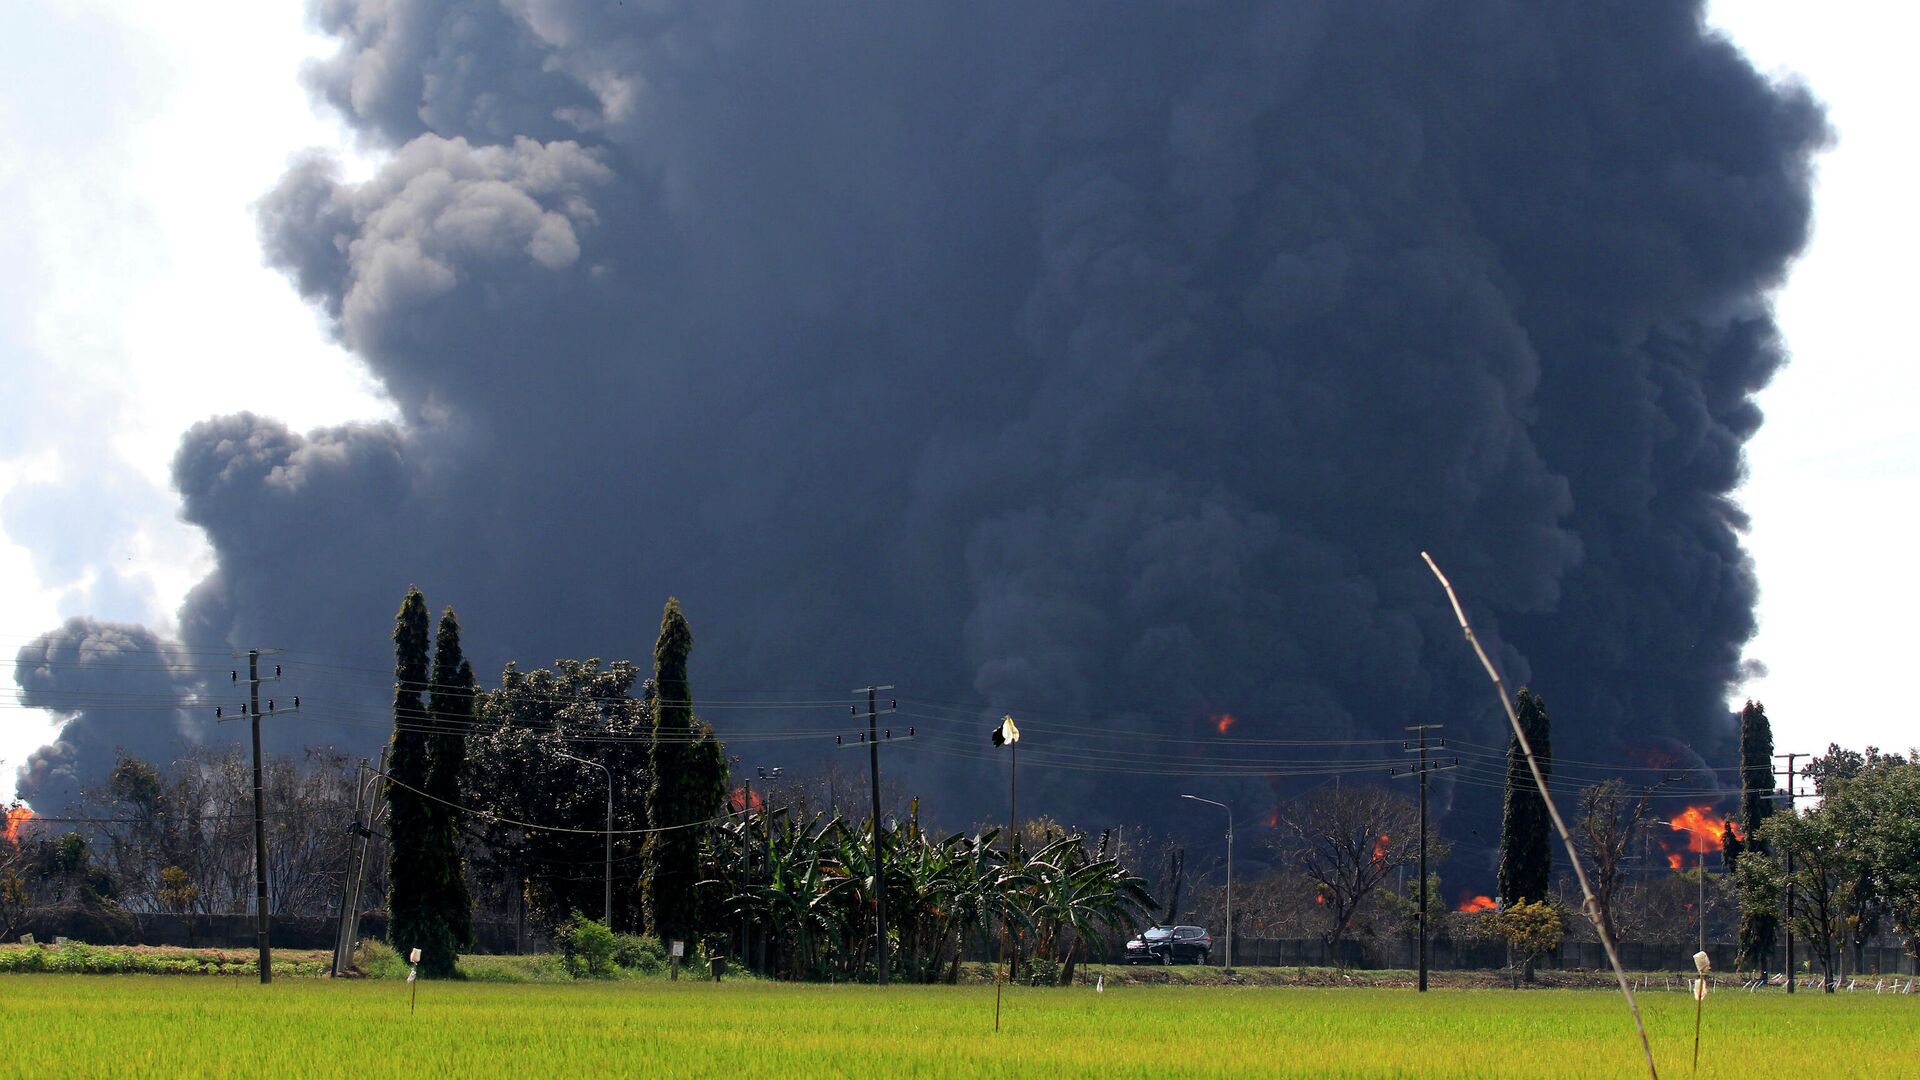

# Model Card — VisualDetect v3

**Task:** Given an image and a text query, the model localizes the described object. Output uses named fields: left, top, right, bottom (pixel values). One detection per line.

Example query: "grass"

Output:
left=3, top=974, right=1913, bottom=1078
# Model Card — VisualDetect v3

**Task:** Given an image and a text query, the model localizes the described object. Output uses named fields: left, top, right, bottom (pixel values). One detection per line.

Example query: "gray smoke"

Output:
left=18, top=2, right=1825, bottom=843
left=13, top=618, right=209, bottom=813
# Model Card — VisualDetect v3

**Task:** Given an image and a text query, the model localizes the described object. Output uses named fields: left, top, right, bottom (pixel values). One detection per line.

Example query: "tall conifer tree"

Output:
left=641, top=598, right=727, bottom=943
left=1498, top=688, right=1554, bottom=907
left=385, top=588, right=445, bottom=969
left=422, top=605, right=475, bottom=973
left=1735, top=699, right=1777, bottom=971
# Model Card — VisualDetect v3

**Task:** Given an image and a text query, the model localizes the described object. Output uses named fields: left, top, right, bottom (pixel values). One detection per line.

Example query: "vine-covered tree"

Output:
left=425, top=606, right=476, bottom=962
left=1498, top=688, right=1553, bottom=907
left=385, top=587, right=454, bottom=974
left=641, top=598, right=728, bottom=945
left=1733, top=699, right=1777, bottom=972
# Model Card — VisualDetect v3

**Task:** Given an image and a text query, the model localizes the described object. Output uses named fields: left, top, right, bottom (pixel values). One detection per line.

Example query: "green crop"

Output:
left=4, top=975, right=1913, bottom=1078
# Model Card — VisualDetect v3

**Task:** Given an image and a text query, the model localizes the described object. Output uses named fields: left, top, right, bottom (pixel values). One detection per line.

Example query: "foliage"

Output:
left=0, top=943, right=331, bottom=977
left=699, top=809, right=1153, bottom=984
left=1497, top=688, right=1552, bottom=909
left=559, top=915, right=620, bottom=979
left=1813, top=756, right=1920, bottom=966
left=1754, top=807, right=1857, bottom=992
left=463, top=658, right=656, bottom=932
left=1479, top=899, right=1564, bottom=988
left=386, top=587, right=448, bottom=973
left=641, top=598, right=729, bottom=945
left=613, top=933, right=667, bottom=973
left=1734, top=699, right=1777, bottom=970
left=424, top=606, right=477, bottom=966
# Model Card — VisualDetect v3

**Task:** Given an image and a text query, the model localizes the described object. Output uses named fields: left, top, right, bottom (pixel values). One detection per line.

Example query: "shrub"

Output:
left=559, top=916, right=618, bottom=979
left=354, top=939, right=409, bottom=979
left=613, top=934, right=665, bottom=973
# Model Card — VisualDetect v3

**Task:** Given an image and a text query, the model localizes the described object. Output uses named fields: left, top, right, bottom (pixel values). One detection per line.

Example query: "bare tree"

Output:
left=1270, top=785, right=1429, bottom=965
left=1575, top=779, right=1662, bottom=948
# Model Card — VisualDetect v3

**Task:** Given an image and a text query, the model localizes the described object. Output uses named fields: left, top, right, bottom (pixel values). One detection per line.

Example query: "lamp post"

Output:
left=557, top=749, right=613, bottom=926
left=1180, top=794, right=1232, bottom=973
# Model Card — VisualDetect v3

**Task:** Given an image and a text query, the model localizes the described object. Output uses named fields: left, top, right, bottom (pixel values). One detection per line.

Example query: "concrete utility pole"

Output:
left=1775, top=751, right=1806, bottom=994
left=1392, top=724, right=1455, bottom=992
left=332, top=750, right=387, bottom=977
left=218, top=650, right=295, bottom=984
left=852, top=686, right=896, bottom=985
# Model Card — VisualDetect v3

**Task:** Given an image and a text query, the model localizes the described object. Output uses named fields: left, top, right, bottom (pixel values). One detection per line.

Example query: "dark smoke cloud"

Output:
left=18, top=2, right=1826, bottom=852
left=12, top=618, right=212, bottom=814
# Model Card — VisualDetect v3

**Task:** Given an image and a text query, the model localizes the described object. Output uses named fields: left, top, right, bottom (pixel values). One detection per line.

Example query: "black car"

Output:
left=1124, top=925, right=1212, bottom=964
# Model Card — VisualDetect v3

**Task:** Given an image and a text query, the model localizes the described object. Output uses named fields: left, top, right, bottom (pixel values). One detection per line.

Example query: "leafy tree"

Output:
left=1480, top=899, right=1565, bottom=988
left=641, top=598, right=728, bottom=946
left=385, top=587, right=452, bottom=974
left=1757, top=807, right=1857, bottom=992
left=1733, top=699, right=1777, bottom=971
left=1819, top=756, right=1920, bottom=967
left=1271, top=784, right=1427, bottom=966
left=463, top=659, right=656, bottom=932
left=424, top=606, right=476, bottom=965
left=1498, top=688, right=1553, bottom=908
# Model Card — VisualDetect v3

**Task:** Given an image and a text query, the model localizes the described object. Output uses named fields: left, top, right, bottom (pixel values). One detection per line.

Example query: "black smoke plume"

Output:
left=18, top=2, right=1825, bottom=856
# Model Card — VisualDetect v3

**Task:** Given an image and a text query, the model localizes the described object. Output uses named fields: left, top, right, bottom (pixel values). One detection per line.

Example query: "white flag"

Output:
left=999, top=715, right=1020, bottom=745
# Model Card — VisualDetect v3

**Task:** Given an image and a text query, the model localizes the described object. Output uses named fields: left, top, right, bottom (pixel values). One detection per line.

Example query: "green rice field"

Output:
left=7, top=975, right=1914, bottom=1078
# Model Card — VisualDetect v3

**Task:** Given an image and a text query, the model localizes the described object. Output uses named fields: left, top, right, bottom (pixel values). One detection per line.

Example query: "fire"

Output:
left=1213, top=713, right=1236, bottom=735
left=1265, top=812, right=1278, bottom=828
left=1371, top=833, right=1390, bottom=865
left=1458, top=895, right=1497, bottom=913
left=728, top=787, right=764, bottom=813
left=1668, top=806, right=1741, bottom=854
left=1667, top=853, right=1685, bottom=871
left=4, top=805, right=31, bottom=846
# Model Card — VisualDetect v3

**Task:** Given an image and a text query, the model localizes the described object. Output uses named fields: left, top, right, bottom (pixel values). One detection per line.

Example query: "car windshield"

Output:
left=1142, top=928, right=1172, bottom=941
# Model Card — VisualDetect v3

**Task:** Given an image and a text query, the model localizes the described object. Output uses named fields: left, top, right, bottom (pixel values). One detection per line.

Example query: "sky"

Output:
left=0, top=1, right=1913, bottom=804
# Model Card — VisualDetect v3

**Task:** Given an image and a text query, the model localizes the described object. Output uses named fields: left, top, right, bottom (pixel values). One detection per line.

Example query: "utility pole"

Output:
left=1392, top=725, right=1456, bottom=993
left=330, top=757, right=370, bottom=977
left=1775, top=751, right=1806, bottom=994
left=218, top=650, right=295, bottom=984
left=333, top=747, right=388, bottom=975
left=852, top=686, right=896, bottom=985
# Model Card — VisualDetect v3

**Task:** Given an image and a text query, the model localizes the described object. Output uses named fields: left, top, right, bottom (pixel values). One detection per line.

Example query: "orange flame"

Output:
left=1668, top=806, right=1740, bottom=854
left=1458, top=895, right=1497, bottom=913
left=1667, top=853, right=1685, bottom=871
left=1213, top=713, right=1236, bottom=735
left=728, top=787, right=764, bottom=813
left=1371, top=833, right=1390, bottom=865
left=1265, top=811, right=1279, bottom=828
left=4, top=806, right=31, bottom=846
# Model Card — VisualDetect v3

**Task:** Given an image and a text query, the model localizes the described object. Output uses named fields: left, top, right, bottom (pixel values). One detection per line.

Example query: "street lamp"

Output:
left=557, top=749, right=613, bottom=926
left=1180, top=794, right=1233, bottom=973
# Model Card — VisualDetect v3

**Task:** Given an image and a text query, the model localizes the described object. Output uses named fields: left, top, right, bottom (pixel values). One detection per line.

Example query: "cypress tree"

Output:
left=1498, top=687, right=1554, bottom=907
left=1735, top=699, right=1777, bottom=971
left=641, top=598, right=727, bottom=944
left=385, top=587, right=446, bottom=970
left=421, top=605, right=475, bottom=974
